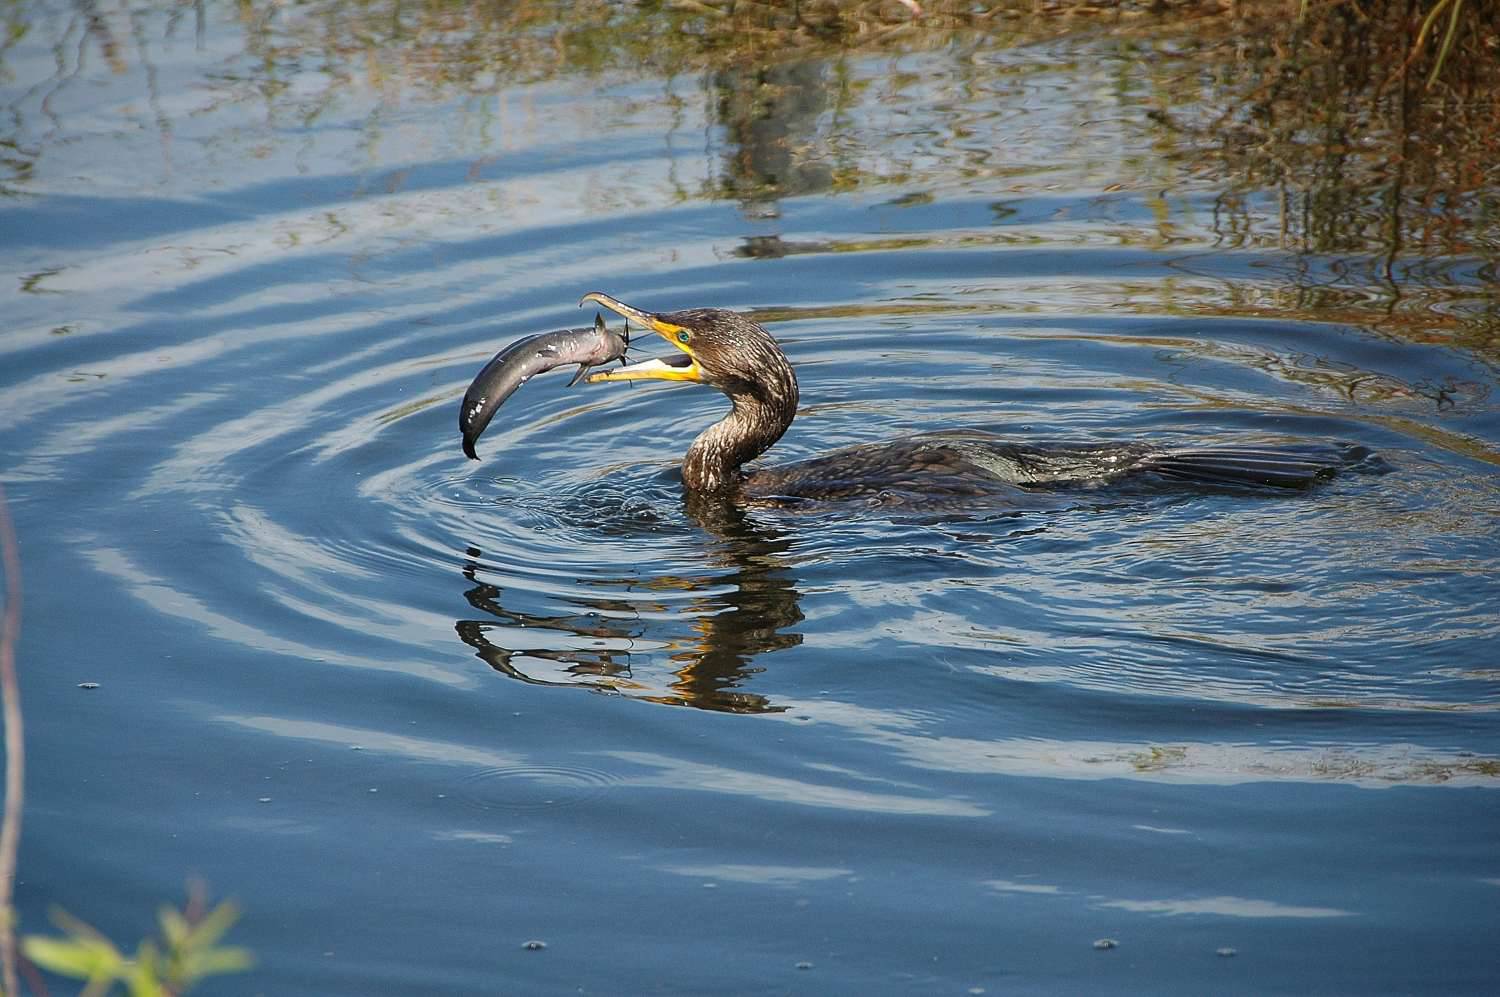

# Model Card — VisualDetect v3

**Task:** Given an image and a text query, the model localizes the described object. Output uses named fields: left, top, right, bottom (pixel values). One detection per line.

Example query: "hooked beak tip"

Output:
left=579, top=292, right=657, bottom=329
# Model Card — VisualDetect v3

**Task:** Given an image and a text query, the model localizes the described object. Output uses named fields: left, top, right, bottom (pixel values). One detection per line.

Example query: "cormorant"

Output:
left=578, top=292, right=1374, bottom=507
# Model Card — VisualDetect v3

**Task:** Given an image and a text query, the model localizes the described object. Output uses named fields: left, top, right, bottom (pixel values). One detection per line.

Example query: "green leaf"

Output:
left=125, top=943, right=165, bottom=997
left=46, top=906, right=112, bottom=945
left=158, top=904, right=190, bottom=949
left=182, top=900, right=241, bottom=951
left=183, top=945, right=255, bottom=978
left=134, top=937, right=162, bottom=973
left=21, top=935, right=124, bottom=979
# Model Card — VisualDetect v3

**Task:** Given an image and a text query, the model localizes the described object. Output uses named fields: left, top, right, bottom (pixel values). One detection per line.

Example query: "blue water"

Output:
left=3, top=3, right=1499, bottom=994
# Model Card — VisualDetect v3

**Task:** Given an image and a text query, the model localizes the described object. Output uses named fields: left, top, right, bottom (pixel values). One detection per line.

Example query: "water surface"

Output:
left=2, top=3, right=1498, bottom=994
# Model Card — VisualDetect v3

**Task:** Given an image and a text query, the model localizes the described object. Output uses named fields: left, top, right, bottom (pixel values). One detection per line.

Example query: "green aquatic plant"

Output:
left=0, top=489, right=250, bottom=996
left=20, top=897, right=252, bottom=997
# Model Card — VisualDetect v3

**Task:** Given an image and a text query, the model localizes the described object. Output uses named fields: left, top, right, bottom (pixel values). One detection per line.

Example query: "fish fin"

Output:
left=567, top=363, right=591, bottom=387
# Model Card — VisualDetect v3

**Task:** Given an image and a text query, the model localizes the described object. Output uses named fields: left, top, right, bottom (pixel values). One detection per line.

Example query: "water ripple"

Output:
left=4, top=159, right=1496, bottom=737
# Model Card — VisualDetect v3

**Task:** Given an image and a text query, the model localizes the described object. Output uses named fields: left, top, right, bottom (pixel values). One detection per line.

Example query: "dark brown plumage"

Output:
left=655, top=307, right=799, bottom=494
left=580, top=293, right=1375, bottom=507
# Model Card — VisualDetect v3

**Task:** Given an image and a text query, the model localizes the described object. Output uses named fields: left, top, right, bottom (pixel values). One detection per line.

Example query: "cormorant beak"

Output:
left=578, top=292, right=704, bottom=384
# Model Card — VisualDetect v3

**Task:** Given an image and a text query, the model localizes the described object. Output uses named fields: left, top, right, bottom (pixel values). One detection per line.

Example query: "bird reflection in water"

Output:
left=454, top=492, right=802, bottom=714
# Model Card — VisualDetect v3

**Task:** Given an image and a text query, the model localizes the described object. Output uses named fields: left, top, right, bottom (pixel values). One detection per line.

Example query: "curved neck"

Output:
left=682, top=356, right=798, bottom=493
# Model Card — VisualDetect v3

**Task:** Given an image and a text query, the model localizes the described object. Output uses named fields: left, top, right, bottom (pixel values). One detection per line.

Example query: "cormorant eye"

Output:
left=676, top=330, right=691, bottom=344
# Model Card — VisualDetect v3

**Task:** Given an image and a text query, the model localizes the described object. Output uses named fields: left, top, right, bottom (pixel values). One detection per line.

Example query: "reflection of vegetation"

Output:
left=1143, top=1, right=1500, bottom=258
left=3, top=1, right=1496, bottom=279
left=1128, top=744, right=1188, bottom=772
left=6, top=1, right=1496, bottom=249
left=236, top=0, right=968, bottom=85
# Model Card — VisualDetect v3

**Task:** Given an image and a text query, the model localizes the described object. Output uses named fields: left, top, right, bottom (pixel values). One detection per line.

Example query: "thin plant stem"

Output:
left=1426, top=0, right=1463, bottom=89
left=0, top=485, right=22, bottom=997
left=1411, top=0, right=1457, bottom=51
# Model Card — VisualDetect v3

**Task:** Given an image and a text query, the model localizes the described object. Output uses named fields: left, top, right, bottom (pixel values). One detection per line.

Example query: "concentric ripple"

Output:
left=452, top=765, right=621, bottom=814
left=1, top=109, right=1496, bottom=747
left=5, top=11, right=1500, bottom=993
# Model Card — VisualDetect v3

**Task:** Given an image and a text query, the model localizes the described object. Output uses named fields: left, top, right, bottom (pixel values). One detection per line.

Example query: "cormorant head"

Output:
left=578, top=292, right=794, bottom=408
left=577, top=292, right=800, bottom=491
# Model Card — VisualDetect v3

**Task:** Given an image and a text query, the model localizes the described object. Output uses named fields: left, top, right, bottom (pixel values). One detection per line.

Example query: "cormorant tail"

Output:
left=1145, top=444, right=1382, bottom=490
